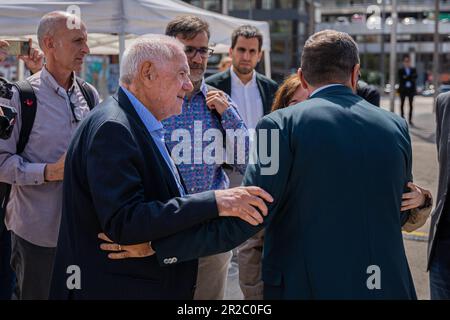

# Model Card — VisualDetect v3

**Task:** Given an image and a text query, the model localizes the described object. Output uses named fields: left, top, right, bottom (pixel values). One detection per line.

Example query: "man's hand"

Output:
left=98, top=233, right=155, bottom=259
left=0, top=40, right=9, bottom=63
left=19, top=47, right=44, bottom=74
left=44, top=153, right=66, bottom=182
left=401, top=182, right=431, bottom=211
left=206, top=90, right=229, bottom=115
left=215, top=186, right=273, bottom=226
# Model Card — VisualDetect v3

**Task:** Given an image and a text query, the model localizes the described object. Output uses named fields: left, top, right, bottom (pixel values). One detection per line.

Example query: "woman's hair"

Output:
left=271, top=73, right=302, bottom=112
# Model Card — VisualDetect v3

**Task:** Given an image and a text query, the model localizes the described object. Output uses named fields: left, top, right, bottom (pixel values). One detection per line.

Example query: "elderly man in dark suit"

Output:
left=428, top=91, right=450, bottom=299
left=49, top=35, right=272, bottom=300
left=101, top=30, right=432, bottom=299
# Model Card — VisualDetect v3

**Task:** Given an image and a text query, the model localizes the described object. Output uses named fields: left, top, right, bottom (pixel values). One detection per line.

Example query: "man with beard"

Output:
left=162, top=16, right=249, bottom=300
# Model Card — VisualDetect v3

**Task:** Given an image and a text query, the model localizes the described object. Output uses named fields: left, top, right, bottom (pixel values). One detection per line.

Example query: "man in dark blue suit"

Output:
left=101, top=30, right=431, bottom=299
left=49, top=35, right=272, bottom=300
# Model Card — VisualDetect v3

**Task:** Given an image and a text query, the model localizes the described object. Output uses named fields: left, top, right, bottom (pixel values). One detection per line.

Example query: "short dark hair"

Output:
left=403, top=54, right=410, bottom=61
left=165, top=15, right=210, bottom=40
left=300, top=30, right=360, bottom=87
left=231, top=25, right=263, bottom=51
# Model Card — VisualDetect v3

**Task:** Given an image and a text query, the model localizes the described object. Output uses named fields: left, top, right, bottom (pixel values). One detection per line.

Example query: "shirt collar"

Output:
left=40, top=66, right=77, bottom=96
left=230, top=66, right=256, bottom=87
left=310, top=84, right=346, bottom=98
left=120, top=86, right=163, bottom=133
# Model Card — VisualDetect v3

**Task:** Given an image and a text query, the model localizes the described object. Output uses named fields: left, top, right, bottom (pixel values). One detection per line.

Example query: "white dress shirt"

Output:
left=230, top=66, right=263, bottom=129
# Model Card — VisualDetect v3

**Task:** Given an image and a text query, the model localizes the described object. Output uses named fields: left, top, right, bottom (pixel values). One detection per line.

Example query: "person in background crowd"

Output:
left=218, top=56, right=232, bottom=72
left=0, top=38, right=45, bottom=300
left=0, top=12, right=99, bottom=300
left=398, top=55, right=417, bottom=125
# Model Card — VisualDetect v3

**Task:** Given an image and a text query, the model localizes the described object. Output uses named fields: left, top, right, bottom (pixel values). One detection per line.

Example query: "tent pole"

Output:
left=264, top=50, right=271, bottom=78
left=119, top=33, right=125, bottom=64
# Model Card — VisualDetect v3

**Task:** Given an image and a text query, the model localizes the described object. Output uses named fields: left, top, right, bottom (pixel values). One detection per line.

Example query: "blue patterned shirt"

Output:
left=162, top=80, right=248, bottom=194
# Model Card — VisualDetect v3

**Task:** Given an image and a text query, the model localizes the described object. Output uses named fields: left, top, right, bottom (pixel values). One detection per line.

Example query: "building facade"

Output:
left=317, top=0, right=450, bottom=89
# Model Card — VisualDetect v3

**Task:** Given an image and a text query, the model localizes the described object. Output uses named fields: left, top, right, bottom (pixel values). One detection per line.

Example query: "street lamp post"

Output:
left=433, top=0, right=440, bottom=112
left=389, top=0, right=397, bottom=113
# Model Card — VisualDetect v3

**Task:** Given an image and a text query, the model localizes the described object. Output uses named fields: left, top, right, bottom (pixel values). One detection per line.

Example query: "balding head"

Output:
left=37, top=11, right=84, bottom=50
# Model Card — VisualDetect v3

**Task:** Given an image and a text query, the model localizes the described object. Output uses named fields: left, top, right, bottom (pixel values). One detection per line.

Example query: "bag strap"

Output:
left=76, top=77, right=96, bottom=110
left=14, top=80, right=37, bottom=154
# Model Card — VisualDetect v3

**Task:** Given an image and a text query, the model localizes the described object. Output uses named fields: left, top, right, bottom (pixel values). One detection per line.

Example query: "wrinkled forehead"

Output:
left=54, top=18, right=87, bottom=38
left=157, top=52, right=189, bottom=74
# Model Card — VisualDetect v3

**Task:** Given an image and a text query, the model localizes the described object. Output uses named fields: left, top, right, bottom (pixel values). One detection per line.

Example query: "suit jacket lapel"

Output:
left=224, top=69, right=232, bottom=96
left=255, top=73, right=270, bottom=115
left=115, top=88, right=182, bottom=197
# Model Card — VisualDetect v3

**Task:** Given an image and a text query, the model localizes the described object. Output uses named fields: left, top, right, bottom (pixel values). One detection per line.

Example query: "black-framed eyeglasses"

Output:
left=184, top=46, right=214, bottom=58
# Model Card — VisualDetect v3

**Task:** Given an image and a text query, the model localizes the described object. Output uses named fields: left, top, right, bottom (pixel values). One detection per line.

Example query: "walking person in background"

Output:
left=398, top=55, right=417, bottom=125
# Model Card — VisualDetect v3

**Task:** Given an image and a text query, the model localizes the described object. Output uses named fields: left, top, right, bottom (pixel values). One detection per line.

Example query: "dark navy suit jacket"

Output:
left=152, top=85, right=417, bottom=299
left=50, top=88, right=218, bottom=299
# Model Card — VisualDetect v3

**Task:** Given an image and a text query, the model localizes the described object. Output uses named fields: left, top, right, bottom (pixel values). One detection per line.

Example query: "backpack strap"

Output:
left=14, top=80, right=37, bottom=154
left=0, top=80, right=37, bottom=235
left=76, top=77, right=96, bottom=110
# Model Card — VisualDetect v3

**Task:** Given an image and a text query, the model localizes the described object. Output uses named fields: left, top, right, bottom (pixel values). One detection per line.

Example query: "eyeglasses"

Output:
left=184, top=46, right=214, bottom=58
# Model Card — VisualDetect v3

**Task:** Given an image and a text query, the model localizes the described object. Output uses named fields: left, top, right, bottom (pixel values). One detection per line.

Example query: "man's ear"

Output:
left=140, top=61, right=155, bottom=86
left=351, top=64, right=361, bottom=90
left=257, top=50, right=263, bottom=63
left=298, top=68, right=308, bottom=90
left=42, top=36, right=54, bottom=51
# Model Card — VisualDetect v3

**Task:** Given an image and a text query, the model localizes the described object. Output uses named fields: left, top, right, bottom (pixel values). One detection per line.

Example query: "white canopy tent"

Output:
left=0, top=0, right=271, bottom=76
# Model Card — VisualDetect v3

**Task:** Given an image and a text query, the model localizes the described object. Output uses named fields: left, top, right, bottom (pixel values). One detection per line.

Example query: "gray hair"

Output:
left=37, top=11, right=81, bottom=49
left=119, top=35, right=185, bottom=86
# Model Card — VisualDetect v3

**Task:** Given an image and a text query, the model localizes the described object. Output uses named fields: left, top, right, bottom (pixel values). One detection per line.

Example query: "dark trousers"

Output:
left=430, top=229, right=450, bottom=300
left=10, top=232, right=56, bottom=300
left=0, top=229, right=14, bottom=300
left=400, top=92, right=415, bottom=122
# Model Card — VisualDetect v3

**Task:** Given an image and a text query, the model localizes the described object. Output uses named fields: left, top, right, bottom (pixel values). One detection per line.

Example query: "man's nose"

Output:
left=183, top=78, right=194, bottom=93
left=82, top=42, right=90, bottom=55
left=191, top=52, right=203, bottom=64
left=243, top=51, right=250, bottom=60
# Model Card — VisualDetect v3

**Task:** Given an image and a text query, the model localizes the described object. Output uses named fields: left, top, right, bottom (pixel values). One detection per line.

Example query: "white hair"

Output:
left=37, top=11, right=81, bottom=49
left=119, top=35, right=185, bottom=86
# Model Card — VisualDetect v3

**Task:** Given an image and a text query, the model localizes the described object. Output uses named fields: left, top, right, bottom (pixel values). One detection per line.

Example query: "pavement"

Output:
left=224, top=95, right=438, bottom=300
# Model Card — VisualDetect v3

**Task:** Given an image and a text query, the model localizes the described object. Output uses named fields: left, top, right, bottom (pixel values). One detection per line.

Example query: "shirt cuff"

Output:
left=22, top=163, right=46, bottom=185
left=220, top=106, right=243, bottom=128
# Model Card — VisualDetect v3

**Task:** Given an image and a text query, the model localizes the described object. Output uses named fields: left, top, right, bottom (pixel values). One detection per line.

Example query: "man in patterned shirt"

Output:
left=163, top=16, right=248, bottom=300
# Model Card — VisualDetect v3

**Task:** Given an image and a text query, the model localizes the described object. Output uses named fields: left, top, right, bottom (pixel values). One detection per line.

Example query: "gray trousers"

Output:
left=194, top=251, right=233, bottom=300
left=10, top=232, right=56, bottom=300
